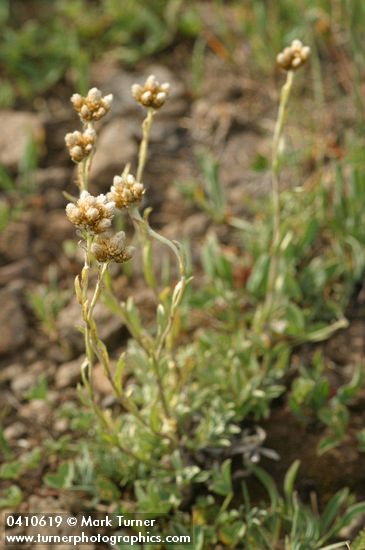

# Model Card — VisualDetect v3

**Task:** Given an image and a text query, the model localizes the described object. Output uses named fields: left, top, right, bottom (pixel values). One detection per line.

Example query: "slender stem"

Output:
left=133, top=105, right=186, bottom=277
left=156, top=280, right=186, bottom=359
left=151, top=355, right=171, bottom=419
left=77, top=162, right=84, bottom=191
left=264, top=70, right=294, bottom=319
left=272, top=71, right=294, bottom=175
left=134, top=108, right=158, bottom=291
left=80, top=233, right=96, bottom=395
left=102, top=287, right=154, bottom=354
left=137, top=108, right=155, bottom=182
left=130, top=206, right=185, bottom=274
left=77, top=148, right=93, bottom=192
left=128, top=207, right=186, bottom=421
left=88, top=262, right=108, bottom=322
left=122, top=106, right=189, bottom=429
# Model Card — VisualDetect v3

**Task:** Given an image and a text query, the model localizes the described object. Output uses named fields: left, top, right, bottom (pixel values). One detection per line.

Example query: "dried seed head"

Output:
left=131, top=74, right=170, bottom=109
left=65, top=128, right=97, bottom=162
left=276, top=40, right=310, bottom=71
left=71, top=88, right=113, bottom=123
left=66, top=190, right=116, bottom=234
left=108, top=172, right=145, bottom=209
left=91, top=231, right=135, bottom=264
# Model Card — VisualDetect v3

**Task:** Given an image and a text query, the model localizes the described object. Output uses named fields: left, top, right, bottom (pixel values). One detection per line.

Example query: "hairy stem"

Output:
left=88, top=262, right=108, bottom=322
left=156, top=280, right=186, bottom=359
left=77, top=137, right=94, bottom=192
left=137, top=108, right=155, bottom=182
left=80, top=233, right=95, bottom=396
left=264, top=70, right=294, bottom=319
left=125, top=107, right=188, bottom=422
left=151, top=355, right=172, bottom=419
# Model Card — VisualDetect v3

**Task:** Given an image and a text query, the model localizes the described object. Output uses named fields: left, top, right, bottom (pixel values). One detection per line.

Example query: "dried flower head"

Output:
left=276, top=40, right=310, bottom=71
left=66, top=190, right=115, bottom=234
left=91, top=231, right=134, bottom=264
left=131, top=75, right=170, bottom=109
left=71, top=88, right=113, bottom=123
left=108, top=172, right=145, bottom=209
left=65, top=128, right=97, bottom=163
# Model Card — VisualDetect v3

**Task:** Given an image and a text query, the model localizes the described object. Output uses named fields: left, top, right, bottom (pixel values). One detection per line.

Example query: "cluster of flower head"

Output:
left=91, top=231, right=134, bottom=264
left=66, top=191, right=115, bottom=235
left=276, top=40, right=310, bottom=71
left=71, top=88, right=113, bottom=123
left=65, top=128, right=97, bottom=163
left=108, top=173, right=145, bottom=209
left=65, top=76, right=171, bottom=262
left=66, top=169, right=145, bottom=261
left=132, top=75, right=170, bottom=109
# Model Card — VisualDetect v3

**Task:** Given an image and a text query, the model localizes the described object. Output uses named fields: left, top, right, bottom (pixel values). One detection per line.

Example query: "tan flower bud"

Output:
left=131, top=74, right=170, bottom=109
left=160, top=82, right=170, bottom=93
left=96, top=218, right=112, bottom=233
left=155, top=92, right=167, bottom=107
left=65, top=128, right=97, bottom=163
left=141, top=90, right=152, bottom=104
left=70, top=88, right=113, bottom=123
left=86, top=207, right=99, bottom=221
left=145, top=75, right=157, bottom=89
left=108, top=171, right=145, bottom=209
left=66, top=191, right=115, bottom=234
left=70, top=146, right=84, bottom=162
left=66, top=203, right=80, bottom=223
left=87, top=87, right=102, bottom=102
left=103, top=94, right=113, bottom=108
left=71, top=93, right=83, bottom=109
left=81, top=105, right=90, bottom=119
left=91, top=231, right=135, bottom=264
left=276, top=39, right=311, bottom=71
left=131, top=84, right=142, bottom=98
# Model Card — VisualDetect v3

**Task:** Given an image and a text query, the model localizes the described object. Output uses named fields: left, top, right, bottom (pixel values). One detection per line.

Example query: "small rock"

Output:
left=35, top=166, right=70, bottom=190
left=0, top=111, right=44, bottom=171
left=54, top=418, right=69, bottom=432
left=42, top=210, right=75, bottom=244
left=91, top=62, right=141, bottom=115
left=0, top=363, right=23, bottom=384
left=43, top=187, right=66, bottom=209
left=89, top=118, right=137, bottom=190
left=57, top=296, right=127, bottom=354
left=182, top=213, right=209, bottom=239
left=0, top=258, right=35, bottom=286
left=11, top=371, right=39, bottom=396
left=0, top=287, right=28, bottom=355
left=20, top=400, right=51, bottom=425
left=93, top=363, right=113, bottom=396
left=35, top=167, right=71, bottom=209
left=93, top=298, right=128, bottom=346
left=23, top=347, right=38, bottom=364
left=31, top=210, right=74, bottom=266
left=10, top=361, right=46, bottom=396
left=55, top=357, right=81, bottom=389
left=3, top=422, right=27, bottom=440
left=0, top=219, right=30, bottom=262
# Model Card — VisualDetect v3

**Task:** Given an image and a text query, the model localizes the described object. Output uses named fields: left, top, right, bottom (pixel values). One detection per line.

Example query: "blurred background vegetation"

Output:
left=1, top=0, right=364, bottom=114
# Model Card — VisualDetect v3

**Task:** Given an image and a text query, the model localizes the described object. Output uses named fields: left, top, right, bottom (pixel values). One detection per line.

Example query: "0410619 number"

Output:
left=6, top=515, right=63, bottom=527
